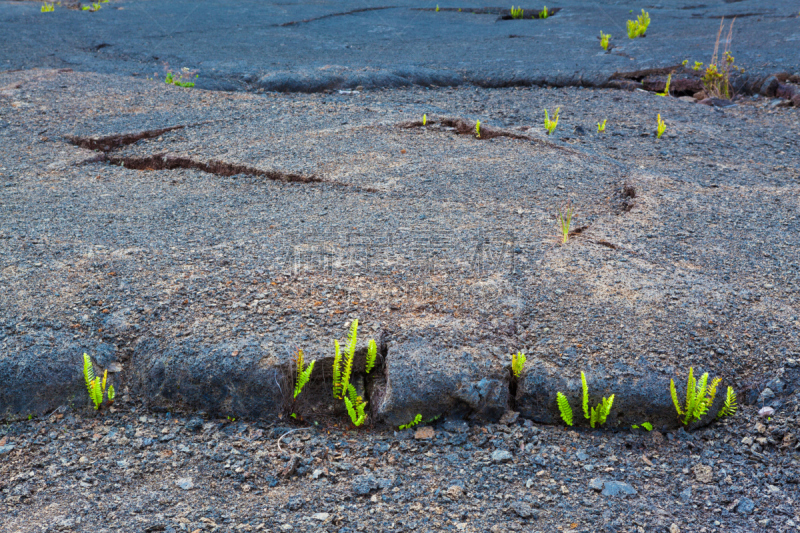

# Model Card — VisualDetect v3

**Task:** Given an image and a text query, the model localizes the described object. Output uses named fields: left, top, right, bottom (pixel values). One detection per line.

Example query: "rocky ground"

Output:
left=1, top=392, right=799, bottom=533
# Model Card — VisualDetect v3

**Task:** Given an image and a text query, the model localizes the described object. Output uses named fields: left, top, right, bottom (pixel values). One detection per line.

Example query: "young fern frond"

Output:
left=656, top=73, right=672, bottom=96
left=293, top=349, right=315, bottom=399
left=107, top=384, right=115, bottom=401
left=83, top=353, right=95, bottom=398
left=581, top=372, right=589, bottom=420
left=365, top=339, right=377, bottom=374
left=717, top=386, right=737, bottom=418
left=511, top=351, right=526, bottom=378
left=556, top=392, right=573, bottom=426
left=344, top=384, right=367, bottom=427
left=670, top=378, right=682, bottom=416
left=332, top=340, right=342, bottom=398
left=399, top=414, right=423, bottom=430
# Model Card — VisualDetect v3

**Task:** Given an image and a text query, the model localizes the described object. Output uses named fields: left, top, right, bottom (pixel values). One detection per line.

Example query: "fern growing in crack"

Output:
left=332, top=339, right=343, bottom=399
left=671, top=367, right=721, bottom=425
left=293, top=349, right=315, bottom=399
left=557, top=392, right=573, bottom=426
left=717, top=386, right=737, bottom=419
left=83, top=353, right=115, bottom=410
left=344, top=384, right=367, bottom=427
left=511, top=351, right=526, bottom=378
left=332, top=320, right=358, bottom=399
left=399, top=414, right=423, bottom=430
left=365, top=339, right=377, bottom=374
left=580, top=371, right=615, bottom=428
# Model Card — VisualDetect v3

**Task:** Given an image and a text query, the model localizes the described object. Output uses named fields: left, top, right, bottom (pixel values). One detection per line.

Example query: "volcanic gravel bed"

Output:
left=1, top=392, right=800, bottom=533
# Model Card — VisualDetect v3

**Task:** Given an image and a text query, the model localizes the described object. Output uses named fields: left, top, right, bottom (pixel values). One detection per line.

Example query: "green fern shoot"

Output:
left=670, top=367, right=721, bottom=425
left=475, top=119, right=481, bottom=138
left=656, top=72, right=672, bottom=97
left=399, top=414, right=423, bottom=430
left=332, top=339, right=343, bottom=398
left=557, top=392, right=573, bottom=426
left=511, top=351, right=526, bottom=378
left=597, top=118, right=607, bottom=133
left=365, top=339, right=377, bottom=374
left=632, top=422, right=653, bottom=431
left=344, top=384, right=367, bottom=427
left=539, top=5, right=548, bottom=19
left=510, top=6, right=523, bottom=19
left=580, top=372, right=615, bottom=428
left=422, top=113, right=427, bottom=126
left=293, top=349, right=315, bottom=399
left=544, top=107, right=560, bottom=135
left=83, top=353, right=114, bottom=410
left=717, top=386, right=737, bottom=418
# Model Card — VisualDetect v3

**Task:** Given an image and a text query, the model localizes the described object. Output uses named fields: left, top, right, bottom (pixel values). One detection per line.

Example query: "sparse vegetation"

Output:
left=670, top=367, right=721, bottom=425
left=41, top=2, right=55, bottom=12
left=365, top=339, right=377, bottom=374
left=693, top=61, right=703, bottom=71
left=717, top=386, right=738, bottom=419
left=543, top=107, right=559, bottom=135
left=83, top=353, right=115, bottom=410
left=597, top=118, right=607, bottom=133
left=422, top=113, right=427, bottom=126
left=399, top=414, right=423, bottom=430
left=344, top=384, right=367, bottom=427
left=600, top=31, right=611, bottom=51
left=82, top=1, right=104, bottom=12
left=165, top=67, right=199, bottom=88
left=475, top=120, right=481, bottom=138
left=580, top=372, right=614, bottom=428
left=510, top=6, right=524, bottom=19
left=702, top=18, right=742, bottom=99
left=539, top=5, right=548, bottom=19
left=557, top=392, right=573, bottom=426
left=293, top=349, right=314, bottom=399
left=626, top=9, right=650, bottom=39
left=656, top=72, right=672, bottom=97
left=656, top=113, right=666, bottom=139
left=436, top=4, right=439, bottom=12
left=557, top=203, right=573, bottom=244
left=332, top=321, right=377, bottom=427
left=511, top=351, right=526, bottom=378
left=632, top=422, right=654, bottom=431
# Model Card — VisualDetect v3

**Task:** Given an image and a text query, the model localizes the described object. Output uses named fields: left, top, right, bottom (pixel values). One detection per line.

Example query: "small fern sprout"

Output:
left=510, top=6, right=523, bottom=19
left=717, top=386, right=737, bottom=418
left=589, top=394, right=614, bottom=428
left=656, top=72, right=672, bottom=97
left=422, top=113, right=427, bottom=126
left=581, top=372, right=590, bottom=419
left=544, top=107, right=560, bottom=135
left=332, top=340, right=343, bottom=398
left=399, top=414, right=423, bottom=430
left=475, top=120, right=481, bottom=138
left=293, top=349, right=315, bottom=399
left=632, top=422, right=653, bottom=431
left=597, top=118, right=607, bottom=133
left=41, top=2, right=55, bottom=12
left=671, top=367, right=721, bottom=425
left=693, top=61, right=703, bottom=71
left=344, top=384, right=367, bottom=427
left=539, top=5, right=548, bottom=19
left=511, top=351, right=526, bottom=378
left=557, top=203, right=573, bottom=244
left=365, top=339, right=377, bottom=374
left=435, top=4, right=439, bottom=12
left=682, top=59, right=689, bottom=66
left=599, top=31, right=610, bottom=51
left=82, top=353, right=114, bottom=410
left=556, top=392, right=573, bottom=426
left=656, top=113, right=666, bottom=139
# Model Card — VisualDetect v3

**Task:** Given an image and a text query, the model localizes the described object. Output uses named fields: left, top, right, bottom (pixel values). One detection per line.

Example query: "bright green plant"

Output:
left=435, top=4, right=439, bottom=12
left=83, top=353, right=114, bottom=410
left=632, top=422, right=653, bottom=431
left=82, top=2, right=102, bottom=11
left=557, top=204, right=573, bottom=244
left=600, top=32, right=611, bottom=51
left=670, top=367, right=721, bottom=425
left=293, top=349, right=315, bottom=399
left=365, top=339, right=377, bottom=374
left=693, top=61, right=703, bottom=71
left=702, top=18, right=741, bottom=99
left=626, top=9, right=650, bottom=38
left=597, top=119, right=607, bottom=133
left=332, top=320, right=359, bottom=399
left=580, top=372, right=615, bottom=428
left=539, top=5, right=548, bottom=19
left=399, top=414, right=423, bottom=430
left=422, top=113, right=427, bottom=126
left=344, top=384, right=367, bottom=427
left=41, top=2, right=55, bottom=12
left=544, top=107, right=559, bottom=135
left=681, top=59, right=688, bottom=66
left=165, top=68, right=199, bottom=88
left=656, top=114, right=666, bottom=139
left=511, top=351, right=526, bottom=378
left=556, top=392, right=573, bottom=426
left=475, top=120, right=481, bottom=138
left=656, top=72, right=672, bottom=97
left=510, top=6, right=524, bottom=19
left=716, top=386, right=737, bottom=418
